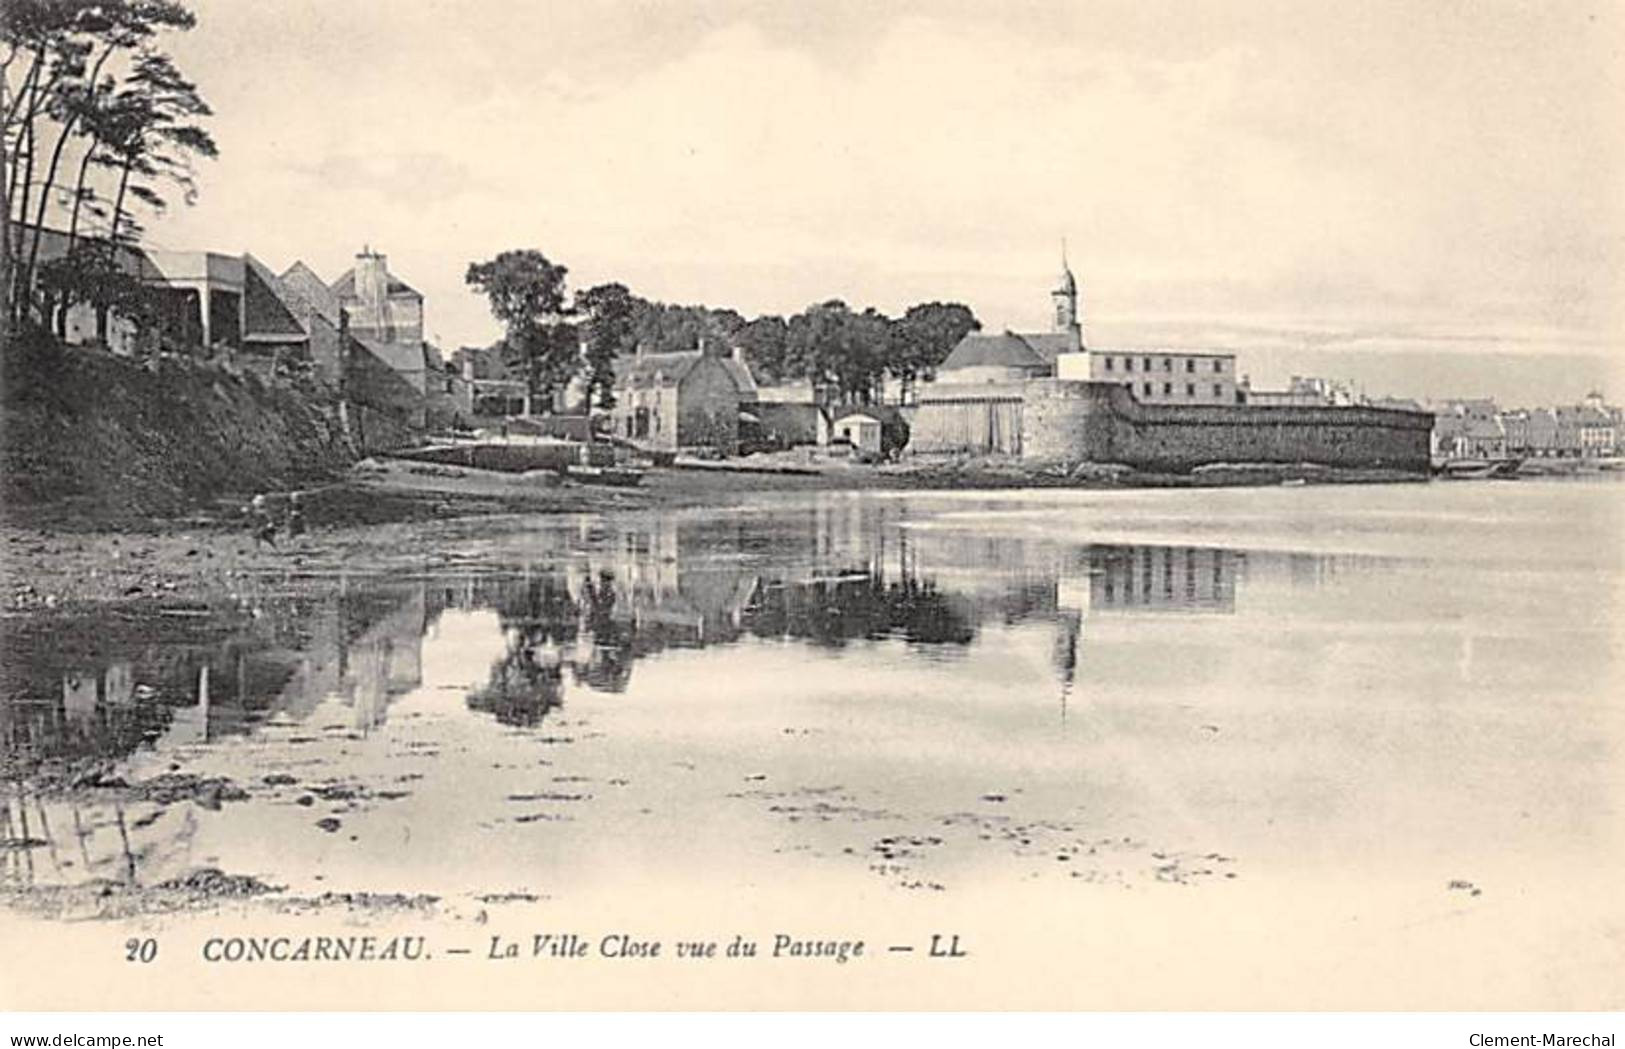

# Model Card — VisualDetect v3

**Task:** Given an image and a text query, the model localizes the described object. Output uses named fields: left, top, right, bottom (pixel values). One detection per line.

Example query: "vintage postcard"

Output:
left=1, top=0, right=1621, bottom=1016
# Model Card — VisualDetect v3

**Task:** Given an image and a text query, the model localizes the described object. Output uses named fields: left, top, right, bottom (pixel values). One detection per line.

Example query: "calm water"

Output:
left=3, top=479, right=1621, bottom=905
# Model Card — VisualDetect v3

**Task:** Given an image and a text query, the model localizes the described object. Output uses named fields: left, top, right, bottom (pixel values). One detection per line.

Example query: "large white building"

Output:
left=1059, top=346, right=1240, bottom=405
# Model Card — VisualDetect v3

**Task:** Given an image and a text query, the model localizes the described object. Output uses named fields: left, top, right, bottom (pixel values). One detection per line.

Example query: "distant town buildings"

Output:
left=1242, top=375, right=1356, bottom=408
left=1428, top=392, right=1620, bottom=462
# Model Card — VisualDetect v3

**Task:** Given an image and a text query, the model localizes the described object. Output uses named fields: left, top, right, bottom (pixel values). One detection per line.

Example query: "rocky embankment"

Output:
left=1, top=333, right=372, bottom=526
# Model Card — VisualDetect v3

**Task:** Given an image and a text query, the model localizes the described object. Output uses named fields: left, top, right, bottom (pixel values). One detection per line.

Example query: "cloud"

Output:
left=296, top=152, right=477, bottom=203
left=148, top=2, right=1622, bottom=396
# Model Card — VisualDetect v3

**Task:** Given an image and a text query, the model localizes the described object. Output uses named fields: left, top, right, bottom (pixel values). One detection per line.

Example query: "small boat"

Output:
left=564, top=463, right=645, bottom=487
left=1434, top=457, right=1523, bottom=480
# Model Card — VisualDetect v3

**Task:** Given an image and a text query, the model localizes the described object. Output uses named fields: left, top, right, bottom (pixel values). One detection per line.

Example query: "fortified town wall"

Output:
left=1020, top=380, right=1433, bottom=471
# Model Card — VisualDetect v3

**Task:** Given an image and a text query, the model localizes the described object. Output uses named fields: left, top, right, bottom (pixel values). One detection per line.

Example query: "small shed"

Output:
left=833, top=408, right=885, bottom=457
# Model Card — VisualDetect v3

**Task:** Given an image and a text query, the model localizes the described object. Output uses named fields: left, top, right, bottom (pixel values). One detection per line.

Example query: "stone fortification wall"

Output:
left=1021, top=380, right=1432, bottom=471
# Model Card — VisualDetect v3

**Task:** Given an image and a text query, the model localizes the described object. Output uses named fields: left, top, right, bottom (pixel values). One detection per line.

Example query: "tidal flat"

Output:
left=2, top=479, right=1620, bottom=1008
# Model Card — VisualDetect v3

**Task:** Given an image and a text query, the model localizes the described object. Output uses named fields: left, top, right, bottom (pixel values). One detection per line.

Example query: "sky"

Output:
left=122, top=0, right=1625, bottom=403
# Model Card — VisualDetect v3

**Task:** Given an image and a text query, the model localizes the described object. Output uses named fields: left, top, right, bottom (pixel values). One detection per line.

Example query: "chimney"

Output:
left=354, top=246, right=389, bottom=330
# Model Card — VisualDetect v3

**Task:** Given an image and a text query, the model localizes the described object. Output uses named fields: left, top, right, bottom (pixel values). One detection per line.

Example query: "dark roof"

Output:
left=352, top=333, right=426, bottom=375
left=279, top=261, right=342, bottom=326
left=614, top=351, right=756, bottom=394
left=242, top=255, right=308, bottom=339
left=1018, top=332, right=1079, bottom=364
left=330, top=266, right=421, bottom=301
left=723, top=357, right=757, bottom=394
left=939, top=332, right=1050, bottom=372
left=615, top=350, right=701, bottom=387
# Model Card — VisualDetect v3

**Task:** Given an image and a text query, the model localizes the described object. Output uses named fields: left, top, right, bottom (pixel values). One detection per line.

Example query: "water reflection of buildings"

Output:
left=1065, top=545, right=1238, bottom=615
left=6, top=499, right=1385, bottom=771
left=1, top=584, right=438, bottom=771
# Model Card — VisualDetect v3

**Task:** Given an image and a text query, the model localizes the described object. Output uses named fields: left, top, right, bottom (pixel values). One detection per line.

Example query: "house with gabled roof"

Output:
left=279, top=261, right=342, bottom=325
left=267, top=248, right=431, bottom=425
left=330, top=247, right=424, bottom=351
left=239, top=253, right=329, bottom=378
left=609, top=338, right=758, bottom=454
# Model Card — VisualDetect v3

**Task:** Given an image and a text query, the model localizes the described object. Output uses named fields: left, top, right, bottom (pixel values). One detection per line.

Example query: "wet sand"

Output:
left=0, top=456, right=1430, bottom=609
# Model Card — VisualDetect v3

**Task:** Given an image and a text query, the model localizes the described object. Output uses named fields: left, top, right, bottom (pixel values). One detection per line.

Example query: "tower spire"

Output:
left=1052, top=239, right=1080, bottom=344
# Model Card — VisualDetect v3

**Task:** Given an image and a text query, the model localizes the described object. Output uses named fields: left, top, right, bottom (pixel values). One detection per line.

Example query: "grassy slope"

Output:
left=2, top=333, right=354, bottom=523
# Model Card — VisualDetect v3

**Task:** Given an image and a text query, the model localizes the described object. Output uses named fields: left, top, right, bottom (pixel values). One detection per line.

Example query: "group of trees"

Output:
left=2, top=0, right=215, bottom=341
left=467, top=246, right=980, bottom=411
left=464, top=249, right=632, bottom=411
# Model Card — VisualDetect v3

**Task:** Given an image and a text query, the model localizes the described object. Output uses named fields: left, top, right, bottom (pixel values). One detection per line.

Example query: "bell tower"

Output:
left=1052, top=239, right=1083, bottom=349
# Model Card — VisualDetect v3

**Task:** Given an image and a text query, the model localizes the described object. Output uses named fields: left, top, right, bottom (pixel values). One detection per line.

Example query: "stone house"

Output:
left=270, top=248, right=431, bottom=426
left=330, top=248, right=424, bottom=350
left=276, top=260, right=346, bottom=385
left=329, top=248, right=427, bottom=401
left=609, top=340, right=758, bottom=454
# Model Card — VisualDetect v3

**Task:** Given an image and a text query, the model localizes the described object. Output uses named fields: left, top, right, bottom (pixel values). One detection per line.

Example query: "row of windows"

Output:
left=1103, top=356, right=1226, bottom=374
left=1136, top=382, right=1227, bottom=399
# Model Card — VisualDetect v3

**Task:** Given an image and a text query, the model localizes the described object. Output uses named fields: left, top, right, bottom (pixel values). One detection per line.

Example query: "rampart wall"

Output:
left=1021, top=380, right=1432, bottom=471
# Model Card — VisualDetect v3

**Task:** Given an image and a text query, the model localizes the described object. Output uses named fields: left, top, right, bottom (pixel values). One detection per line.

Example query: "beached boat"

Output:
left=1433, top=457, right=1523, bottom=480
left=564, top=463, right=646, bottom=487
